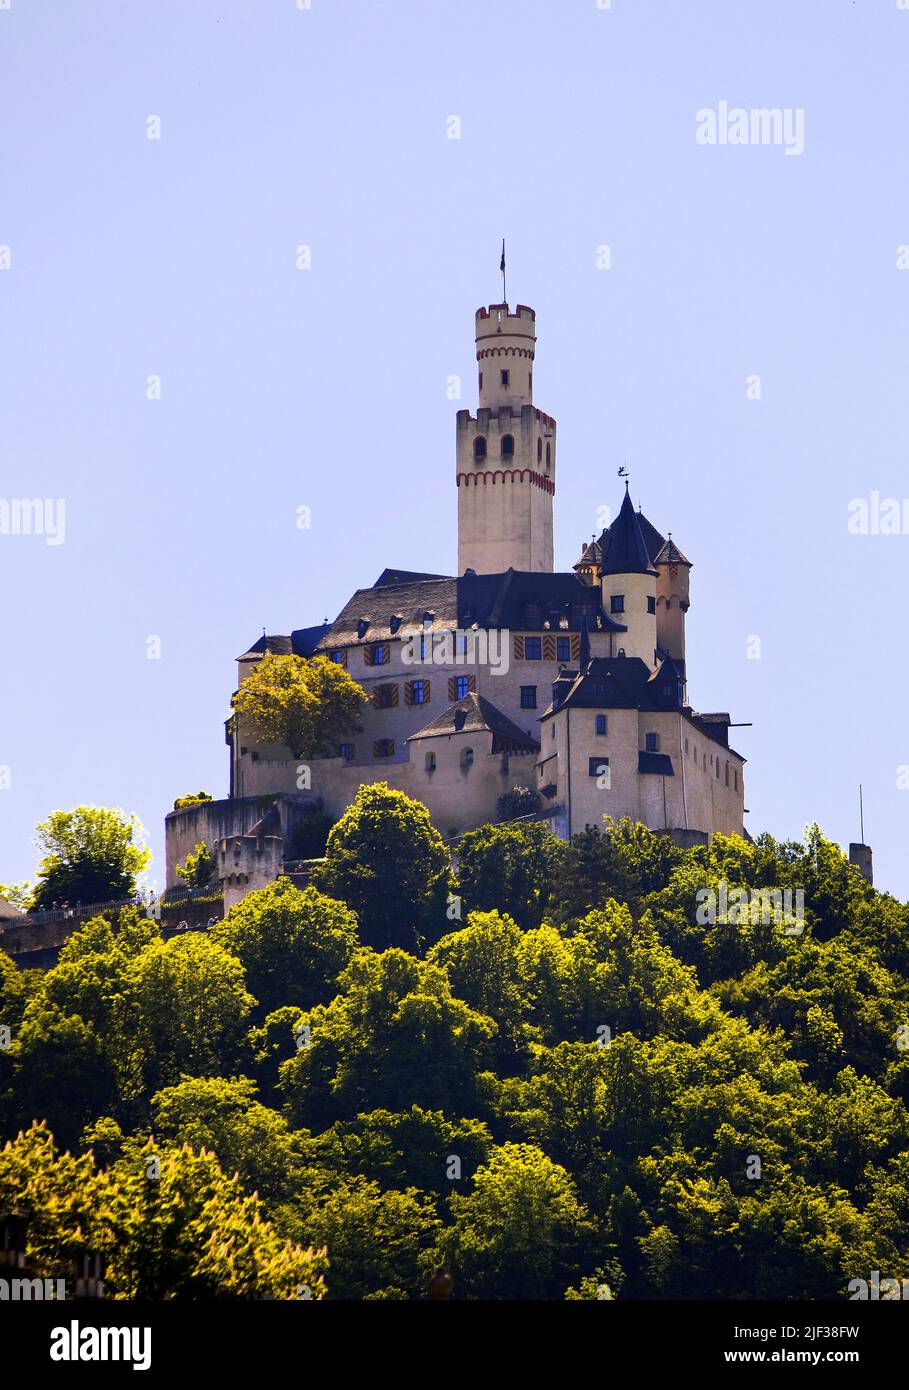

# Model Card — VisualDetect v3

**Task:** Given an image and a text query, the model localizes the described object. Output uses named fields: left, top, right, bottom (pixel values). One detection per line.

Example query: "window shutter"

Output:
left=380, top=646, right=389, bottom=665
left=405, top=681, right=413, bottom=706
left=514, top=634, right=525, bottom=660
left=448, top=676, right=457, bottom=701
left=467, top=674, right=476, bottom=693
left=570, top=635, right=580, bottom=660
left=390, top=683, right=398, bottom=706
left=542, top=635, right=556, bottom=662
left=424, top=678, right=430, bottom=702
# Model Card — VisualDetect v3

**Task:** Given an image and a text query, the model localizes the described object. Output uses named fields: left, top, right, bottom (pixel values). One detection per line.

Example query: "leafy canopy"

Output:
left=232, top=653, right=367, bottom=759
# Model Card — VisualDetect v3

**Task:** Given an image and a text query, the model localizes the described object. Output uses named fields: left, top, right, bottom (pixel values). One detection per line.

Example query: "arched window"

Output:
left=545, top=442, right=551, bottom=473
left=500, top=434, right=514, bottom=458
left=537, top=437, right=543, bottom=463
left=460, top=747, right=474, bottom=769
left=474, top=437, right=487, bottom=460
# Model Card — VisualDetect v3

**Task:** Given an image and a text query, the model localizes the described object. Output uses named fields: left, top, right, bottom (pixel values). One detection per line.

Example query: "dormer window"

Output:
left=390, top=615, right=402, bottom=634
left=357, top=619, right=368, bottom=639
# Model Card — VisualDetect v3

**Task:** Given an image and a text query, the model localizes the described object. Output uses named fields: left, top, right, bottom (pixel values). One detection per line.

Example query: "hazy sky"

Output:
left=1, top=0, right=907, bottom=897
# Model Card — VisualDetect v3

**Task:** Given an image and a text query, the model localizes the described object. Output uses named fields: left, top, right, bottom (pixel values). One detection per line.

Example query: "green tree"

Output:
left=28, top=806, right=151, bottom=911
left=123, top=935, right=255, bottom=1096
left=175, top=841, right=216, bottom=890
left=314, top=782, right=451, bottom=950
left=279, top=950, right=496, bottom=1128
left=302, top=1105, right=492, bottom=1193
left=282, top=1174, right=442, bottom=1299
left=0, top=1125, right=327, bottom=1299
left=439, top=1143, right=595, bottom=1299
left=456, top=821, right=564, bottom=930
left=212, top=878, right=360, bottom=1014
left=232, top=653, right=367, bottom=759
left=149, top=1075, right=298, bottom=1203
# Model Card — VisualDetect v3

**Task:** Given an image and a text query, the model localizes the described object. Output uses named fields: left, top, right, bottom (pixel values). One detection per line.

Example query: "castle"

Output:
left=165, top=296, right=747, bottom=902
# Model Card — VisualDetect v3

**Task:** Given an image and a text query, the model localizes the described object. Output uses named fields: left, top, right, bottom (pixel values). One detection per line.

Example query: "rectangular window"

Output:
left=596, top=715, right=607, bottom=736
left=556, top=636, right=571, bottom=662
left=610, top=595, right=625, bottom=614
left=373, top=738, right=395, bottom=758
left=329, top=650, right=346, bottom=666
left=524, top=637, right=542, bottom=660
left=734, top=769, right=739, bottom=790
left=406, top=678, right=429, bottom=706
left=501, top=369, right=510, bottom=387
left=645, top=732, right=659, bottom=752
left=588, top=756, right=609, bottom=777
left=339, top=742, right=355, bottom=761
left=520, top=685, right=537, bottom=709
left=372, top=683, right=398, bottom=709
left=647, top=596, right=656, bottom=614
left=366, top=643, right=389, bottom=666
left=725, top=762, right=730, bottom=786
left=449, top=674, right=475, bottom=700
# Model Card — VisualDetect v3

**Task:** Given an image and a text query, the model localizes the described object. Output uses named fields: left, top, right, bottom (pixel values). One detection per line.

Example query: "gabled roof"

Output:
left=408, top=692, right=540, bottom=753
left=600, top=489, right=657, bottom=577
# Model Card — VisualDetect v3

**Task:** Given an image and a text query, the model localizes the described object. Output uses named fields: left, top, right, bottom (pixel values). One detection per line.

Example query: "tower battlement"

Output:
left=458, top=301, right=554, bottom=574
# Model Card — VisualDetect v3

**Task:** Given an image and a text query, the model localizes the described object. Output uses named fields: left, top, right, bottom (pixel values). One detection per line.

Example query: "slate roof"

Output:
left=236, top=633, right=297, bottom=661
left=373, top=567, right=448, bottom=588
left=600, top=489, right=657, bottom=576
left=408, top=692, right=540, bottom=753
left=540, top=656, right=745, bottom=758
left=638, top=750, right=675, bottom=776
left=653, top=537, right=691, bottom=566
left=542, top=655, right=669, bottom=713
left=304, top=570, right=625, bottom=651
left=593, top=499, right=675, bottom=571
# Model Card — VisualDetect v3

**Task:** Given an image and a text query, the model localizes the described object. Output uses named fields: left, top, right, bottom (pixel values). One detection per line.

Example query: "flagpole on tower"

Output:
left=500, top=239, right=506, bottom=305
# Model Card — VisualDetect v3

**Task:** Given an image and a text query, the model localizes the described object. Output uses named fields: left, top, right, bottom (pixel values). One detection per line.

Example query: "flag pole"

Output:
left=500, top=239, right=506, bottom=305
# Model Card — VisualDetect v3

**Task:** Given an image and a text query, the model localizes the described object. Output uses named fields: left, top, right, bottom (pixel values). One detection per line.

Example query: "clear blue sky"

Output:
left=1, top=0, right=907, bottom=897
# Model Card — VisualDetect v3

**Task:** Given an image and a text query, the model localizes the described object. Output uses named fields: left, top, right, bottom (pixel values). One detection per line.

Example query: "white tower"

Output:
left=456, top=303, right=556, bottom=574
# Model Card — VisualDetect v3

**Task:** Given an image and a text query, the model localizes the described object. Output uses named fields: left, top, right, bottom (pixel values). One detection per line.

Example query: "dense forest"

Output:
left=2, top=782, right=907, bottom=1300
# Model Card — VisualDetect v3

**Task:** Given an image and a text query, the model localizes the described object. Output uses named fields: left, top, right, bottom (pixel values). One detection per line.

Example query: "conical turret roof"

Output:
left=600, top=488, right=657, bottom=576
